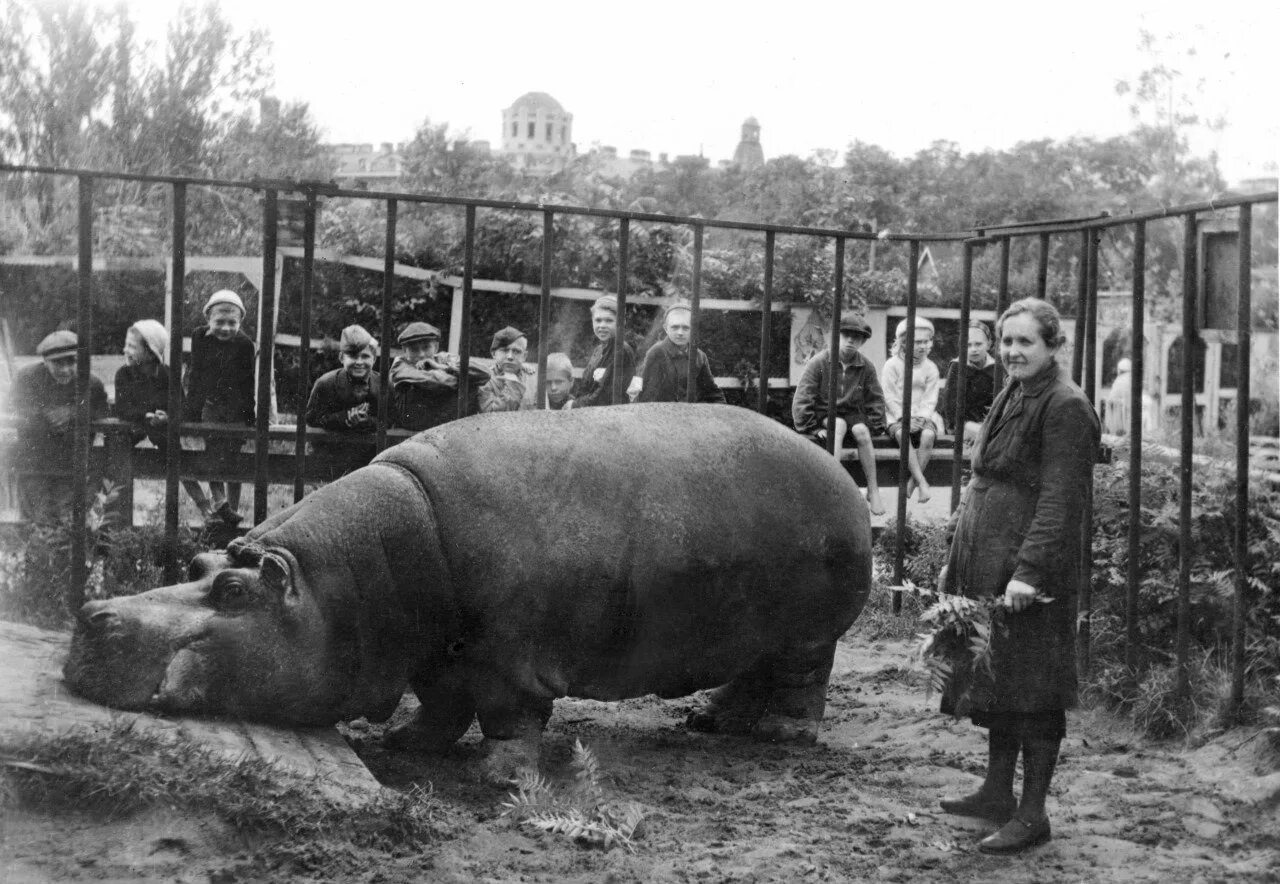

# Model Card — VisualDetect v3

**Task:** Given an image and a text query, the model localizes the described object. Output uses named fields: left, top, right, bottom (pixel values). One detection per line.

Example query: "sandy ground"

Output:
left=3, top=628, right=1278, bottom=883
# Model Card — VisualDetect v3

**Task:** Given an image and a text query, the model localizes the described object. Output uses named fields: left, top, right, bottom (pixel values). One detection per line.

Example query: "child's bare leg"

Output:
left=918, top=428, right=936, bottom=473
left=182, top=481, right=213, bottom=518
left=831, top=418, right=849, bottom=461
left=907, top=444, right=931, bottom=503
left=850, top=423, right=884, bottom=515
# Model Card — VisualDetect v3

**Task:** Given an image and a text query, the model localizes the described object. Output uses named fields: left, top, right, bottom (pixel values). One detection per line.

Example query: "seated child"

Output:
left=182, top=290, right=255, bottom=526
left=631, top=302, right=726, bottom=404
left=478, top=326, right=535, bottom=412
left=8, top=330, right=107, bottom=524
left=882, top=316, right=944, bottom=503
left=545, top=352, right=575, bottom=410
left=573, top=295, right=635, bottom=408
left=114, top=319, right=171, bottom=448
left=940, top=319, right=996, bottom=446
left=306, top=325, right=380, bottom=468
left=792, top=312, right=887, bottom=515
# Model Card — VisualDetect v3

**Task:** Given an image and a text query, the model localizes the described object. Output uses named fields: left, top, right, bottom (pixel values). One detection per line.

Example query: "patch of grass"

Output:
left=2, top=721, right=458, bottom=872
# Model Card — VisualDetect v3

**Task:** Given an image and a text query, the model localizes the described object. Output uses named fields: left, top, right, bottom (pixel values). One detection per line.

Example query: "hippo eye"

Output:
left=208, top=574, right=253, bottom=611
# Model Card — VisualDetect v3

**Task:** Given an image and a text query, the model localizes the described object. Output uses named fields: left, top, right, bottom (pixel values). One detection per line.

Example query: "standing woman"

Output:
left=936, top=298, right=1100, bottom=854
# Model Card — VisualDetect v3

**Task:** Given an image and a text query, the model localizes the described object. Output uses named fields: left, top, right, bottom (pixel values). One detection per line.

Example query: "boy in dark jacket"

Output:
left=389, top=322, right=485, bottom=430
left=8, top=330, right=107, bottom=523
left=306, top=325, right=380, bottom=469
left=792, top=312, right=887, bottom=515
left=182, top=290, right=255, bottom=526
left=573, top=295, right=635, bottom=408
left=632, top=303, right=725, bottom=405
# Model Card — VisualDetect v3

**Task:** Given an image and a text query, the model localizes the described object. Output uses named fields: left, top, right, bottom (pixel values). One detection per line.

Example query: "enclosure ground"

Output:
left=3, top=629, right=1278, bottom=882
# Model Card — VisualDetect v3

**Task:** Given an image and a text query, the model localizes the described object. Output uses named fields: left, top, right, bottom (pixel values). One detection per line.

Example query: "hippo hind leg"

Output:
left=751, top=640, right=838, bottom=746
left=384, top=673, right=476, bottom=753
left=687, top=658, right=773, bottom=736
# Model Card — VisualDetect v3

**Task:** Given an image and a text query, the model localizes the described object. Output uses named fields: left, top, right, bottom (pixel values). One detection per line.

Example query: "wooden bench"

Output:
left=0, top=417, right=414, bottom=527
left=833, top=434, right=968, bottom=487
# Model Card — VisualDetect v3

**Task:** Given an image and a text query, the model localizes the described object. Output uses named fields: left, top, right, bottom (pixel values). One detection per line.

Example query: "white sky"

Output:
left=112, top=0, right=1277, bottom=183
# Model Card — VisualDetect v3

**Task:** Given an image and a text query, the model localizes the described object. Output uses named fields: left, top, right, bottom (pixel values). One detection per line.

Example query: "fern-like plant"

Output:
left=499, top=740, right=645, bottom=853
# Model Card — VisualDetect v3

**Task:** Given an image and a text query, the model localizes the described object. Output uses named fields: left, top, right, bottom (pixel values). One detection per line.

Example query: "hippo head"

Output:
left=64, top=537, right=407, bottom=725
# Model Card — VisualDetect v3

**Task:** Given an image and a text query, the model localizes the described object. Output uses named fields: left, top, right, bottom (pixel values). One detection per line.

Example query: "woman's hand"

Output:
left=1003, top=579, right=1038, bottom=612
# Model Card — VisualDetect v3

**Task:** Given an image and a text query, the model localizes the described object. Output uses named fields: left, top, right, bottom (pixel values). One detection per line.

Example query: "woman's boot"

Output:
left=978, top=737, right=1058, bottom=854
left=939, top=728, right=1019, bottom=823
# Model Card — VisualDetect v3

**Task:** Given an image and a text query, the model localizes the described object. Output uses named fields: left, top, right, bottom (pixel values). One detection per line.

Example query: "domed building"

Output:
left=501, top=92, right=574, bottom=172
left=732, top=117, right=764, bottom=169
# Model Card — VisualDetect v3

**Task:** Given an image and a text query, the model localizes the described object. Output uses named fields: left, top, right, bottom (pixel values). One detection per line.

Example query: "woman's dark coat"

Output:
left=941, top=361, right=1100, bottom=717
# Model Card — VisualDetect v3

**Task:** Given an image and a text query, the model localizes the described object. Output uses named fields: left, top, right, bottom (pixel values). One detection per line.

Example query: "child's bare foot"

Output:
left=915, top=482, right=932, bottom=504
left=867, top=490, right=886, bottom=516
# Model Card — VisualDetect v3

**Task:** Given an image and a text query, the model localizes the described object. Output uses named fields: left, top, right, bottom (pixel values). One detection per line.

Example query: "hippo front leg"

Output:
left=384, top=672, right=476, bottom=752
left=476, top=699, right=552, bottom=787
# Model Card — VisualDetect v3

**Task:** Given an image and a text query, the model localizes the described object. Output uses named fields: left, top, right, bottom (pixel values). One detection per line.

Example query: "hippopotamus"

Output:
left=65, top=404, right=871, bottom=782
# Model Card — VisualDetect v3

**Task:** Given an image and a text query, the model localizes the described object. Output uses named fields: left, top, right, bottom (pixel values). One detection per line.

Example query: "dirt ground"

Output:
left=4, top=630, right=1279, bottom=883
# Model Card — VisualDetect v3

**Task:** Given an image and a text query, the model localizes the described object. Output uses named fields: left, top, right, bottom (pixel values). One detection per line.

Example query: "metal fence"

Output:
left=1, top=162, right=1275, bottom=714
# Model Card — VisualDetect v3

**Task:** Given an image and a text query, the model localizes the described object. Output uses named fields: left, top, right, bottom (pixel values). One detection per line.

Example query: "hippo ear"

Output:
left=260, top=552, right=297, bottom=599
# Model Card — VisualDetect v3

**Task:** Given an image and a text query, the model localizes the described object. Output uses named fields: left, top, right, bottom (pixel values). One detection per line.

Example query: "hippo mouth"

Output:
left=64, top=610, right=216, bottom=714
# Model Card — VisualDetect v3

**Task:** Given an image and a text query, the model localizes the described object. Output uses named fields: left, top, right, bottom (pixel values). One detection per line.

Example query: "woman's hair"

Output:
left=997, top=298, right=1065, bottom=348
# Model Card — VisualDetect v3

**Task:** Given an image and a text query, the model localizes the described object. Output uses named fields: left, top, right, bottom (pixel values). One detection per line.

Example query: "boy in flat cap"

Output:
left=573, top=295, right=635, bottom=408
left=478, top=326, right=535, bottom=413
left=631, top=302, right=726, bottom=404
left=306, top=325, right=381, bottom=470
left=8, top=330, right=107, bottom=523
left=792, top=311, right=888, bottom=515
left=182, top=289, right=255, bottom=526
left=544, top=352, right=575, bottom=410
left=389, top=322, right=483, bottom=431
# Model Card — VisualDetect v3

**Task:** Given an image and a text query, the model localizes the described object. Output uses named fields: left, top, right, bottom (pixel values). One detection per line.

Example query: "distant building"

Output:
left=501, top=91, right=575, bottom=174
left=732, top=117, right=764, bottom=169
left=330, top=142, right=404, bottom=188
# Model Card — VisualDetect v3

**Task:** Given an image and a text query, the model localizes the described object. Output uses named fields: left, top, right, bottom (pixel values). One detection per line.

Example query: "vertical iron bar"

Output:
left=293, top=188, right=316, bottom=501
left=1072, top=229, right=1088, bottom=384
left=1176, top=213, right=1197, bottom=703
left=951, top=241, right=973, bottom=512
left=893, top=239, right=921, bottom=613
left=825, top=238, right=845, bottom=452
left=70, top=175, right=93, bottom=611
left=253, top=190, right=278, bottom=525
left=686, top=225, right=704, bottom=403
left=378, top=200, right=396, bottom=449
left=758, top=230, right=775, bottom=414
left=537, top=211, right=553, bottom=408
left=1085, top=231, right=1100, bottom=404
left=1078, top=229, right=1100, bottom=678
left=1036, top=231, right=1050, bottom=299
left=612, top=218, right=630, bottom=403
left=456, top=205, right=476, bottom=419
left=1125, top=221, right=1146, bottom=672
left=164, top=184, right=186, bottom=584
left=996, top=236, right=1011, bottom=389
left=1231, top=204, right=1253, bottom=712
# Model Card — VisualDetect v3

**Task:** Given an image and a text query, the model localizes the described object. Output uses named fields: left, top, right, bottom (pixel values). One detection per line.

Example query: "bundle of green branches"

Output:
left=895, top=580, right=1001, bottom=698
left=500, top=739, right=645, bottom=853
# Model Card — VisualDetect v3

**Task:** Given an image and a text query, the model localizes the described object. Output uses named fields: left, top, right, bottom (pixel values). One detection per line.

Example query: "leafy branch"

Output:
left=499, top=740, right=645, bottom=853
